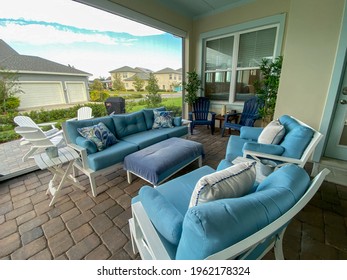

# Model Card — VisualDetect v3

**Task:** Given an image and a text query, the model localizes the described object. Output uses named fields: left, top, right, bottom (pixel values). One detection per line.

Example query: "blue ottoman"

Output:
left=123, top=137, right=204, bottom=186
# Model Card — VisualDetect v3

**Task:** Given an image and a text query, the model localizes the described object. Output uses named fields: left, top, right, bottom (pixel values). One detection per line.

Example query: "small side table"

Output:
left=33, top=146, right=85, bottom=206
left=232, top=156, right=268, bottom=184
left=182, top=119, right=192, bottom=135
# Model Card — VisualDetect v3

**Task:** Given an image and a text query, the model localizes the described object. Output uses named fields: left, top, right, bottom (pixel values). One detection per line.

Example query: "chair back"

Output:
left=14, top=116, right=40, bottom=130
left=239, top=97, right=263, bottom=126
left=192, top=97, right=210, bottom=121
left=77, top=107, right=93, bottom=120
left=14, top=127, right=55, bottom=148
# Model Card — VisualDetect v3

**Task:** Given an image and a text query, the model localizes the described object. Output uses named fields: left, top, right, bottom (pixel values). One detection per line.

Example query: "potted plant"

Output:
left=254, top=56, right=283, bottom=124
left=183, top=70, right=201, bottom=106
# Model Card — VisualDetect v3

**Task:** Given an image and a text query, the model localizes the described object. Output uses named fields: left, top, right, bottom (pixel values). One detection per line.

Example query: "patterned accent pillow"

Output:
left=152, top=110, right=173, bottom=129
left=258, top=120, right=285, bottom=144
left=77, top=122, right=118, bottom=151
left=189, top=161, right=256, bottom=208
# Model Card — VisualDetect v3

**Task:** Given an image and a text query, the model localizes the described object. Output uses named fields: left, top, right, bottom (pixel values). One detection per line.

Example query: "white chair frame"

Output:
left=14, top=126, right=65, bottom=161
left=68, top=106, right=93, bottom=121
left=243, top=116, right=324, bottom=168
left=14, top=115, right=61, bottom=138
left=129, top=168, right=330, bottom=260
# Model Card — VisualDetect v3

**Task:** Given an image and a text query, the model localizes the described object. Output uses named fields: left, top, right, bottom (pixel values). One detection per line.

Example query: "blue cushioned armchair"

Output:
left=130, top=162, right=329, bottom=260
left=218, top=115, right=324, bottom=171
left=189, top=97, right=216, bottom=135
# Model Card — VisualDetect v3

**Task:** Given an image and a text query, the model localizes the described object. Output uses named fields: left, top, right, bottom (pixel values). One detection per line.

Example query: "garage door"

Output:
left=16, top=82, right=65, bottom=109
left=66, top=82, right=88, bottom=103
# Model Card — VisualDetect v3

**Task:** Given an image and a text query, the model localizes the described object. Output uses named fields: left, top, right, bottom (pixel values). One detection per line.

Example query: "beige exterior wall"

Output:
left=191, top=0, right=344, bottom=130
left=275, top=0, right=344, bottom=129
left=156, top=73, right=182, bottom=91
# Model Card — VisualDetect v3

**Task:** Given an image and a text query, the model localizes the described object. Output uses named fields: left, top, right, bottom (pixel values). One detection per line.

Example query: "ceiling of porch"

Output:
left=155, top=0, right=253, bottom=18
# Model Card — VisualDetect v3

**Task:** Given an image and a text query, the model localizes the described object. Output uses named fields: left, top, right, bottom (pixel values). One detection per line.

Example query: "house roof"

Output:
left=155, top=67, right=181, bottom=74
left=0, top=39, right=91, bottom=76
left=124, top=72, right=150, bottom=81
left=109, top=66, right=140, bottom=73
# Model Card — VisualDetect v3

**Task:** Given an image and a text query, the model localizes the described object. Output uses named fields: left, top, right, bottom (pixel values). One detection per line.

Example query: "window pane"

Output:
left=234, top=69, right=261, bottom=101
left=205, top=36, right=234, bottom=70
left=238, top=28, right=276, bottom=67
left=205, top=71, right=231, bottom=101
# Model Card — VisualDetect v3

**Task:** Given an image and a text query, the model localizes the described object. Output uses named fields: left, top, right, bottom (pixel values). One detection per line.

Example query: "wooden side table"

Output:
left=33, top=146, right=85, bottom=206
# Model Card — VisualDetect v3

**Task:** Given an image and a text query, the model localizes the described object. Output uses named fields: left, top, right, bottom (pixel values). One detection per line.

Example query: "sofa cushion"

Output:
left=189, top=161, right=256, bottom=208
left=258, top=120, right=285, bottom=144
left=139, top=186, right=184, bottom=245
left=152, top=110, right=174, bottom=129
left=87, top=140, right=138, bottom=171
left=280, top=126, right=314, bottom=159
left=75, top=136, right=97, bottom=155
left=112, top=111, right=147, bottom=138
left=142, top=107, right=166, bottom=129
left=121, top=129, right=168, bottom=149
left=77, top=122, right=118, bottom=151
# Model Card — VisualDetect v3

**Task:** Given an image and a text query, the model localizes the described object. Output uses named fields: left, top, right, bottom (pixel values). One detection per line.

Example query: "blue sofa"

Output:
left=62, top=107, right=188, bottom=196
left=130, top=162, right=327, bottom=260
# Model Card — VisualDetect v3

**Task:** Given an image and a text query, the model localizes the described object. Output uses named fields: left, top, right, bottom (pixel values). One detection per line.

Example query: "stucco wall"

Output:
left=275, top=0, right=344, bottom=129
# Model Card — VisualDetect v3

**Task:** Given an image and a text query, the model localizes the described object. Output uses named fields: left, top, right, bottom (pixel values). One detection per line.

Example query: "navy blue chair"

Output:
left=189, top=97, right=216, bottom=135
left=221, top=96, right=263, bottom=137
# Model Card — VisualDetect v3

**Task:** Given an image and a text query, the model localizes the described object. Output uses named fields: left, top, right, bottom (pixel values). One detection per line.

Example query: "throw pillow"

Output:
left=258, top=120, right=285, bottom=144
left=189, top=161, right=256, bottom=208
left=77, top=122, right=118, bottom=151
left=152, top=110, right=173, bottom=129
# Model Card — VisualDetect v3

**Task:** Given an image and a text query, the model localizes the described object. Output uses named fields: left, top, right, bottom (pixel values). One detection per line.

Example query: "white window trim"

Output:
left=198, top=14, right=286, bottom=104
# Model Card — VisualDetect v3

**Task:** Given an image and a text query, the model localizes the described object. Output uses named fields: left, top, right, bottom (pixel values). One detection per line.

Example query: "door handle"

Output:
left=340, top=99, right=347, bottom=104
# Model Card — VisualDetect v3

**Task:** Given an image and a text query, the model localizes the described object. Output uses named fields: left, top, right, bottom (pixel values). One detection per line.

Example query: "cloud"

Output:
left=0, top=0, right=165, bottom=36
left=0, top=19, right=138, bottom=46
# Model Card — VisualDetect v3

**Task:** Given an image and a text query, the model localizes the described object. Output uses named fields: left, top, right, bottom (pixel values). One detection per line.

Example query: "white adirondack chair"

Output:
left=14, top=126, right=65, bottom=161
left=14, top=116, right=62, bottom=138
left=77, top=107, right=93, bottom=120
left=68, top=107, right=93, bottom=121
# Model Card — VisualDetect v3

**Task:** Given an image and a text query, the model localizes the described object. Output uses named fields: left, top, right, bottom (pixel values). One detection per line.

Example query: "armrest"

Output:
left=67, top=142, right=89, bottom=169
left=243, top=142, right=285, bottom=156
left=240, top=127, right=263, bottom=140
left=37, top=121, right=57, bottom=129
left=243, top=143, right=303, bottom=166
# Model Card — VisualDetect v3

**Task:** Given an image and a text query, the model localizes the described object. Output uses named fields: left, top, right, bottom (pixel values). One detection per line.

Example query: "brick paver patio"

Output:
left=1, top=127, right=347, bottom=260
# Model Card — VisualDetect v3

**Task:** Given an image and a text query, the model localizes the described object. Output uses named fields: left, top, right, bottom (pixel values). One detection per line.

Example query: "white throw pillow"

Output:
left=258, top=120, right=285, bottom=144
left=189, top=161, right=256, bottom=208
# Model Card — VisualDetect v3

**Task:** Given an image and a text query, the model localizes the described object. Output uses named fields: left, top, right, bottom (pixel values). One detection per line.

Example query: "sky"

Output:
left=0, top=0, right=182, bottom=79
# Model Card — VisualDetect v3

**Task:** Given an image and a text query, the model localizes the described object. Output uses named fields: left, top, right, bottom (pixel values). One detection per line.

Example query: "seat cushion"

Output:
left=189, top=161, right=256, bottom=207
left=87, top=140, right=138, bottom=171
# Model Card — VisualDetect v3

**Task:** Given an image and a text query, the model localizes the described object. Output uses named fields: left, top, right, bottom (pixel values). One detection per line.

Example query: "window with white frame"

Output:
left=203, top=25, right=279, bottom=102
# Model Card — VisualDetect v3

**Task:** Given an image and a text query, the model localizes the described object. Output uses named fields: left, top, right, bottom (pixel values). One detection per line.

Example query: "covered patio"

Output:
left=0, top=127, right=346, bottom=260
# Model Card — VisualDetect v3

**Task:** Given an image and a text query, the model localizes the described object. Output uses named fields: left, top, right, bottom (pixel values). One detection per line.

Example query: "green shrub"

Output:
left=90, top=90, right=110, bottom=102
left=4, top=97, right=20, bottom=112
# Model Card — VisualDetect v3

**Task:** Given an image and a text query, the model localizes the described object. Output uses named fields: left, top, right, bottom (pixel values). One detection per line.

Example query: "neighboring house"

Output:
left=109, top=66, right=182, bottom=91
left=0, top=39, right=91, bottom=110
left=109, top=66, right=151, bottom=91
left=155, top=67, right=182, bottom=92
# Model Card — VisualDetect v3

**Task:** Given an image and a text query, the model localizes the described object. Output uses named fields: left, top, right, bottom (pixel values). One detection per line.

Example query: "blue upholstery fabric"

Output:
left=142, top=107, right=166, bottom=129
left=240, top=126, right=263, bottom=141
left=75, top=136, right=97, bottom=155
left=242, top=142, right=285, bottom=155
left=225, top=136, right=254, bottom=162
left=122, top=129, right=168, bottom=149
left=124, top=137, right=204, bottom=185
left=64, top=116, right=115, bottom=145
left=112, top=111, right=147, bottom=138
left=87, top=140, right=138, bottom=171
left=173, top=116, right=182, bottom=127
left=139, top=186, right=184, bottom=245
left=175, top=164, right=310, bottom=259
left=280, top=126, right=314, bottom=158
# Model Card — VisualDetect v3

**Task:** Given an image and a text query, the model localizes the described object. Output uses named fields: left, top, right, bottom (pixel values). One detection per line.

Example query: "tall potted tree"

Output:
left=183, top=70, right=201, bottom=107
left=254, top=56, right=283, bottom=124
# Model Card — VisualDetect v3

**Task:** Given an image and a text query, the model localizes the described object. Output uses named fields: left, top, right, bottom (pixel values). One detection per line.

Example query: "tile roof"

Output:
left=0, top=39, right=91, bottom=76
